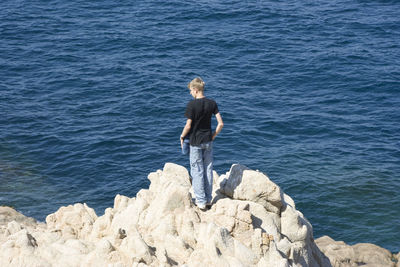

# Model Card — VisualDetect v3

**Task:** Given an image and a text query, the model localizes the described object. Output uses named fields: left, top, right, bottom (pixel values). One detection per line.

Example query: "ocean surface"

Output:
left=1, top=0, right=399, bottom=252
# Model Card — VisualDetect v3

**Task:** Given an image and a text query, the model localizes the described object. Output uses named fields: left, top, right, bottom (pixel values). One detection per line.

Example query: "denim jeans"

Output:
left=190, top=141, right=213, bottom=205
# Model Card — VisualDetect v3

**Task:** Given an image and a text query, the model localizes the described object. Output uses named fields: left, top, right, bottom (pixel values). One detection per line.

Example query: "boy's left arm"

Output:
left=180, top=119, right=192, bottom=147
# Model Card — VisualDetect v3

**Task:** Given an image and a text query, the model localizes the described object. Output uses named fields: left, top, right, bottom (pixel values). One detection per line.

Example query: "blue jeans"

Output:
left=190, top=142, right=213, bottom=205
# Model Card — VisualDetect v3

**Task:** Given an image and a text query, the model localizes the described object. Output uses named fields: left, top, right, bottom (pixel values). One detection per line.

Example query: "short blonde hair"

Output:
left=188, top=77, right=205, bottom=91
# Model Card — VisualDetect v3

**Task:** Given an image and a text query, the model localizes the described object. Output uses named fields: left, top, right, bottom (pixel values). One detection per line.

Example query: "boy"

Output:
left=180, top=77, right=224, bottom=210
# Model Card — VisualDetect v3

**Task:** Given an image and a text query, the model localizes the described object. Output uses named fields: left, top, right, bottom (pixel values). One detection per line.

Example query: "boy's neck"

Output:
left=195, top=92, right=205, bottom=99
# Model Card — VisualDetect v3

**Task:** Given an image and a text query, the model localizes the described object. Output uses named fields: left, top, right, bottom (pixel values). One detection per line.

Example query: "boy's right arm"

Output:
left=212, top=113, right=224, bottom=140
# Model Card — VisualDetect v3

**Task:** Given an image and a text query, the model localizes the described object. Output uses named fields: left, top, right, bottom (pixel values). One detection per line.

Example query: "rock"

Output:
left=316, top=236, right=357, bottom=266
left=46, top=203, right=97, bottom=239
left=258, top=241, right=290, bottom=267
left=0, top=206, right=37, bottom=227
left=316, top=235, right=396, bottom=267
left=283, top=193, right=296, bottom=209
left=119, top=227, right=154, bottom=265
left=353, top=243, right=395, bottom=266
left=91, top=208, right=114, bottom=239
left=220, top=164, right=283, bottom=214
left=162, top=234, right=193, bottom=265
left=14, top=229, right=38, bottom=250
left=234, top=238, right=259, bottom=265
left=6, top=221, right=23, bottom=235
left=113, top=194, right=133, bottom=212
left=280, top=204, right=312, bottom=243
left=162, top=162, right=191, bottom=189
left=96, top=238, right=114, bottom=254
left=1, top=163, right=397, bottom=267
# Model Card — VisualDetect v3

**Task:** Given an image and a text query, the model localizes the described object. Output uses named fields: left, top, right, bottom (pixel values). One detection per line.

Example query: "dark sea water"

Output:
left=1, top=0, right=399, bottom=252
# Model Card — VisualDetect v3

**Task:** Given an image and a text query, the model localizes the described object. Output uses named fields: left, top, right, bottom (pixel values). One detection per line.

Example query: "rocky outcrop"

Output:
left=316, top=235, right=399, bottom=267
left=0, top=163, right=398, bottom=266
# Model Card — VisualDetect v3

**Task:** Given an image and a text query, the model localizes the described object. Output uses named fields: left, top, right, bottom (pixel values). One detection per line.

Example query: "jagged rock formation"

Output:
left=316, top=235, right=398, bottom=267
left=0, top=163, right=398, bottom=266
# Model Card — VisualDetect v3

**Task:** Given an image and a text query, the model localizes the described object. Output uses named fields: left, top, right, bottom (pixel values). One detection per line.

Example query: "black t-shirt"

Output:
left=185, top=97, right=219, bottom=146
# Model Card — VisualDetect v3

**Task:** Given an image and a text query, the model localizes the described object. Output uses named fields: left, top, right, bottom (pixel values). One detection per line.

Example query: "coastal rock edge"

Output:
left=1, top=163, right=398, bottom=266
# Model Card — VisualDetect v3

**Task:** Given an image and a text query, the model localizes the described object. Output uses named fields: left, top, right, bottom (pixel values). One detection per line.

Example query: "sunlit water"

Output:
left=1, top=0, right=399, bottom=252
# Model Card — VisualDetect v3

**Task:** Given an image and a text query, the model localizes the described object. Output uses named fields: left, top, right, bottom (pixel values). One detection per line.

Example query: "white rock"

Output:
left=3, top=163, right=389, bottom=267
left=234, top=239, right=259, bottom=265
left=119, top=226, right=153, bottom=265
left=14, top=229, right=37, bottom=251
left=162, top=162, right=191, bottom=189
left=220, top=164, right=283, bottom=214
left=261, top=241, right=291, bottom=267
left=6, top=221, right=22, bottom=235
left=46, top=203, right=98, bottom=239
left=280, top=205, right=311, bottom=243
left=316, top=235, right=396, bottom=267
left=113, top=194, right=132, bottom=212
left=96, top=238, right=114, bottom=254
left=283, top=193, right=296, bottom=209
left=163, top=234, right=193, bottom=264
left=91, top=208, right=114, bottom=239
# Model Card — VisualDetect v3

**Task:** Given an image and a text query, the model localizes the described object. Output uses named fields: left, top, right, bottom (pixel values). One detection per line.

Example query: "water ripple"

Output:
left=1, top=0, right=399, bottom=252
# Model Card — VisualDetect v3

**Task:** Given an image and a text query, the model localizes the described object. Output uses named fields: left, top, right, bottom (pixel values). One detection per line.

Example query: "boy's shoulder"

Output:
left=205, top=97, right=218, bottom=107
left=186, top=97, right=217, bottom=107
left=201, top=97, right=217, bottom=104
left=207, top=97, right=217, bottom=103
left=186, top=99, right=196, bottom=106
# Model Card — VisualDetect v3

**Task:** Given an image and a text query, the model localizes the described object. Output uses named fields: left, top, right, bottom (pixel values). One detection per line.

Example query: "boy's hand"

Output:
left=180, top=136, right=184, bottom=148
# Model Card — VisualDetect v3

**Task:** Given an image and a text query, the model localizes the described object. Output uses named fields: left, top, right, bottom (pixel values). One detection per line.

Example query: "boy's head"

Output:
left=188, top=77, right=205, bottom=92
